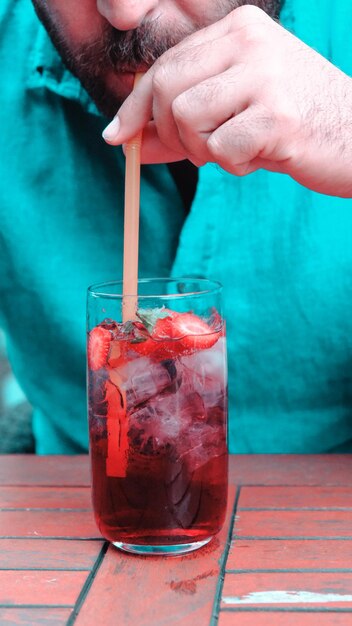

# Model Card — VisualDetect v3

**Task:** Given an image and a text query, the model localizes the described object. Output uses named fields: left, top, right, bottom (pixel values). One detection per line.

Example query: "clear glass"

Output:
left=87, top=278, right=228, bottom=555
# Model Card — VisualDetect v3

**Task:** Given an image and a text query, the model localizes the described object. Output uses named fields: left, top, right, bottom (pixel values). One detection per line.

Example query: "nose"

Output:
left=97, top=0, right=160, bottom=30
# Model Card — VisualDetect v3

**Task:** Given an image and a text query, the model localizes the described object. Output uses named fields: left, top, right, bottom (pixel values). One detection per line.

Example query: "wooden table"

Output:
left=0, top=455, right=351, bottom=625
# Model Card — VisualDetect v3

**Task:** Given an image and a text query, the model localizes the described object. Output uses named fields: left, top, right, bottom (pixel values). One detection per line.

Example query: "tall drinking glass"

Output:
left=87, top=278, right=228, bottom=555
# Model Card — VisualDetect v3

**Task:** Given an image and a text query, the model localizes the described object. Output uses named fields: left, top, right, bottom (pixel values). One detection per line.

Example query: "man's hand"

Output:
left=103, top=5, right=352, bottom=197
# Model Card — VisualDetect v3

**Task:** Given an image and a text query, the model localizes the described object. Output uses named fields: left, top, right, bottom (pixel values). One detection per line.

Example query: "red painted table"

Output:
left=0, top=455, right=351, bottom=625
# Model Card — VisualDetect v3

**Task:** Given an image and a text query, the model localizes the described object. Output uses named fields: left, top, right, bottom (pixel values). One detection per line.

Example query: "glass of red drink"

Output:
left=87, top=278, right=228, bottom=555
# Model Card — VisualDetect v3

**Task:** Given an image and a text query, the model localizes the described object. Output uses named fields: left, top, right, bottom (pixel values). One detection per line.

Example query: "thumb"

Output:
left=102, top=72, right=153, bottom=145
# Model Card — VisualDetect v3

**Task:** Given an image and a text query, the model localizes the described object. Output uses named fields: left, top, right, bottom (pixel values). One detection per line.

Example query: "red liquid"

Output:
left=88, top=323, right=228, bottom=547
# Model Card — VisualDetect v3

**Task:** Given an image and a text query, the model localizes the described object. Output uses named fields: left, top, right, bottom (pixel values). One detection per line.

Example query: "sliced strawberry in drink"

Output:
left=122, top=320, right=152, bottom=357
left=131, top=311, right=222, bottom=359
left=88, top=326, right=112, bottom=371
left=108, top=339, right=127, bottom=368
left=128, top=338, right=154, bottom=357
left=124, top=306, right=223, bottom=360
left=163, top=312, right=221, bottom=354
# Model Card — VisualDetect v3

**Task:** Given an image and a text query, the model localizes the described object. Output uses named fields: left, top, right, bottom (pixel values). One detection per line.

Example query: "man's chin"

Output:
left=108, top=70, right=137, bottom=93
left=78, top=78, right=123, bottom=119
left=81, top=70, right=137, bottom=118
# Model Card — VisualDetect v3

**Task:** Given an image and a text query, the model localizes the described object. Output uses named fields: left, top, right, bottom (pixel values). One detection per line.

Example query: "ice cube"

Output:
left=178, top=422, right=227, bottom=471
left=181, top=337, right=227, bottom=381
left=128, top=387, right=205, bottom=451
left=180, top=337, right=227, bottom=409
left=109, top=357, right=178, bottom=409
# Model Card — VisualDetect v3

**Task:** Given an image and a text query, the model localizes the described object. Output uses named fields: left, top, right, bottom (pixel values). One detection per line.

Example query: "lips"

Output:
left=115, top=64, right=149, bottom=75
left=106, top=64, right=148, bottom=93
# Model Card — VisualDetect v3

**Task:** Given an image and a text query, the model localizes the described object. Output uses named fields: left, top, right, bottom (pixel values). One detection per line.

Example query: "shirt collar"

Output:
left=27, top=22, right=101, bottom=117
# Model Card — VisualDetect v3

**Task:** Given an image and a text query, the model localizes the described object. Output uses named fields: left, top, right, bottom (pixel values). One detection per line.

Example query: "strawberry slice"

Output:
left=128, top=337, right=156, bottom=357
left=163, top=312, right=221, bottom=353
left=108, top=339, right=127, bottom=368
left=88, top=326, right=112, bottom=371
left=127, top=309, right=173, bottom=358
left=130, top=311, right=221, bottom=359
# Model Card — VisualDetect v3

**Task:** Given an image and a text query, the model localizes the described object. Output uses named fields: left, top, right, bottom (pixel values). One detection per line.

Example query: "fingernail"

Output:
left=102, top=115, right=120, bottom=142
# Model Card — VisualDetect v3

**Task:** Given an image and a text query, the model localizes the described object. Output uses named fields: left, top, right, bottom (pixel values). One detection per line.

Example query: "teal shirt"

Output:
left=1, top=0, right=352, bottom=453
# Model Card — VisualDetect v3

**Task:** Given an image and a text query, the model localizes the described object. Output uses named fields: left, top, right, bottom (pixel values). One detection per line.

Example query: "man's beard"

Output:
left=32, top=0, right=281, bottom=118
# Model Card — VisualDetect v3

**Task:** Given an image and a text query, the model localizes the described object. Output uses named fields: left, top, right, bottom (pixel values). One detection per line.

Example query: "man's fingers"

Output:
left=207, top=105, right=278, bottom=175
left=103, top=72, right=153, bottom=143
left=102, top=6, right=272, bottom=146
left=172, top=65, right=249, bottom=159
left=136, top=121, right=186, bottom=163
left=151, top=39, right=246, bottom=156
left=103, top=32, right=239, bottom=148
left=134, top=122, right=205, bottom=165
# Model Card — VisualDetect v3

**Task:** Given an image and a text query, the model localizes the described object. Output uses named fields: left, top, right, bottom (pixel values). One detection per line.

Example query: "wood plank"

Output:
left=234, top=511, right=352, bottom=538
left=0, top=456, right=90, bottom=487
left=221, top=572, right=352, bottom=609
left=1, top=454, right=351, bottom=488
left=227, top=539, right=352, bottom=571
left=0, top=608, right=72, bottom=626
left=218, top=613, right=352, bottom=626
left=0, top=511, right=99, bottom=539
left=0, top=570, right=88, bottom=606
left=0, top=487, right=91, bottom=509
left=0, top=539, right=104, bottom=569
left=74, top=487, right=237, bottom=626
left=229, top=456, right=352, bottom=486
left=238, top=487, right=352, bottom=509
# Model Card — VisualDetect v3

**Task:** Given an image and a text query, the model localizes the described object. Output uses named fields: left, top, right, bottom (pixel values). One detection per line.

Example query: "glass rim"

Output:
left=87, top=277, right=223, bottom=300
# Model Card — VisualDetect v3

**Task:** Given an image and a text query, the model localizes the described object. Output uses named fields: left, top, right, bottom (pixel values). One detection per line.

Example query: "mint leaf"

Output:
left=123, top=321, right=135, bottom=335
left=130, top=337, right=148, bottom=344
left=136, top=307, right=171, bottom=334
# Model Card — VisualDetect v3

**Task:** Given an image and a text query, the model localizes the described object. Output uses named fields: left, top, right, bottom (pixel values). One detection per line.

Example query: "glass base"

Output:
left=112, top=536, right=212, bottom=556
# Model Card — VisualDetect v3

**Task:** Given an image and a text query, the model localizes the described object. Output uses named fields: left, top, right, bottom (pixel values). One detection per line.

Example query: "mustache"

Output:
left=75, top=20, right=192, bottom=76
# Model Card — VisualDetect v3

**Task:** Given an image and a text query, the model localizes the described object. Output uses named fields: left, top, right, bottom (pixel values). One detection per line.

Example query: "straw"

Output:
left=106, top=74, right=144, bottom=479
left=122, top=73, right=144, bottom=323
